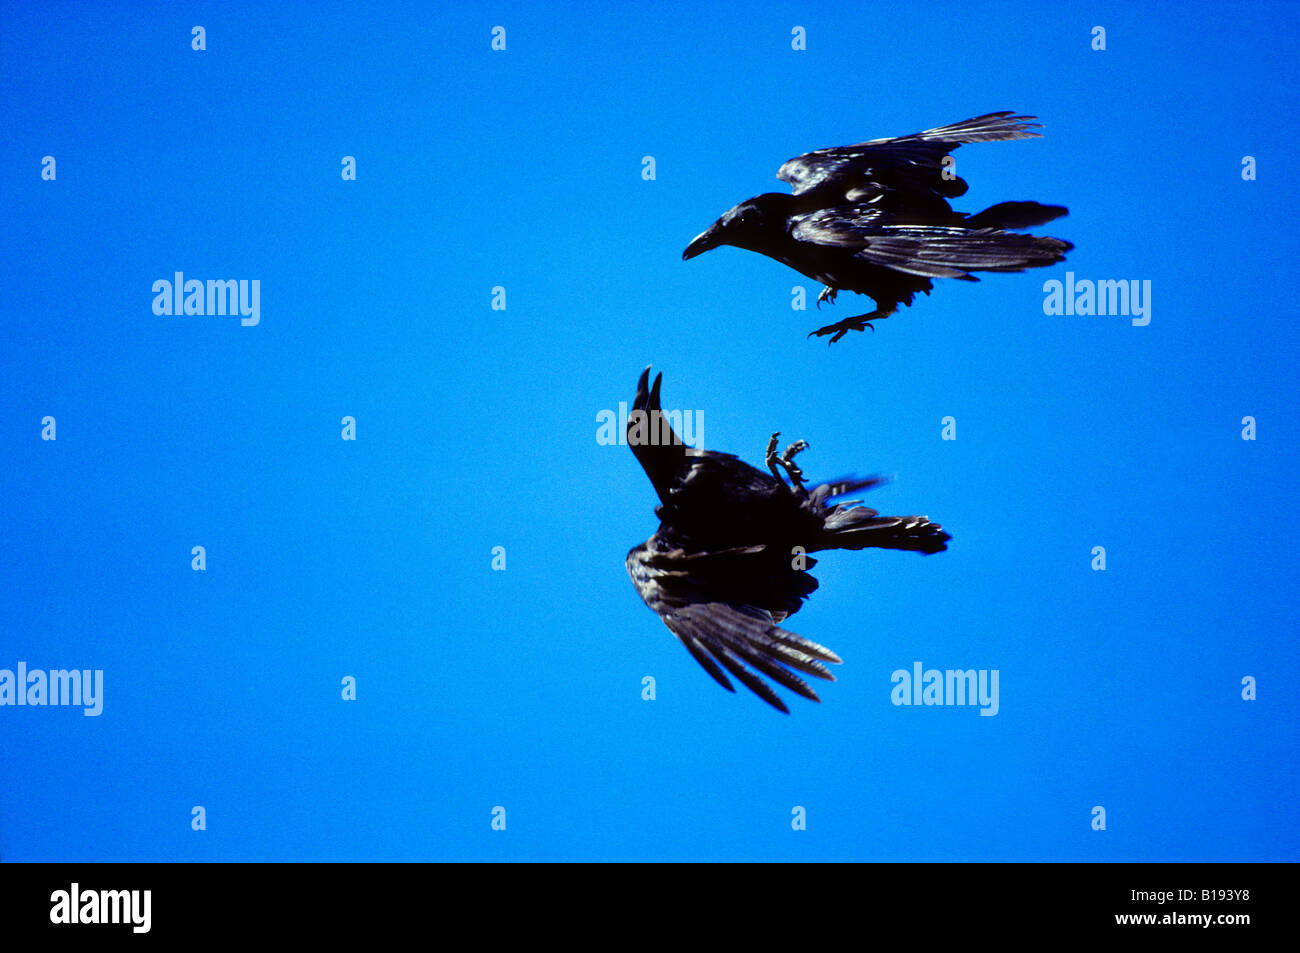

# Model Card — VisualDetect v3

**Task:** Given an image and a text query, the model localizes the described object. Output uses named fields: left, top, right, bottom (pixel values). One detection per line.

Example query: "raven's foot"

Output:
left=816, top=286, right=838, bottom=310
left=766, top=432, right=809, bottom=493
left=781, top=439, right=809, bottom=492
left=807, top=307, right=896, bottom=344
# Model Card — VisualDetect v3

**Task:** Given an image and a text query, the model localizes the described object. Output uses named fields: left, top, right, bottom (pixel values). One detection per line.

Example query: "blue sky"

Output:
left=1, top=0, right=1296, bottom=861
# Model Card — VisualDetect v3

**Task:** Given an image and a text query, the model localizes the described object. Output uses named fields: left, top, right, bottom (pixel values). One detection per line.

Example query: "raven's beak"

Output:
left=682, top=223, right=721, bottom=260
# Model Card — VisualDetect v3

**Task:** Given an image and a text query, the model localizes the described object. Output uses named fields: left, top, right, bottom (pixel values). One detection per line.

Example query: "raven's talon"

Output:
left=811, top=321, right=860, bottom=344
left=816, top=286, right=837, bottom=311
left=810, top=308, right=893, bottom=343
left=765, top=432, right=784, bottom=484
left=766, top=432, right=809, bottom=492
left=780, top=440, right=809, bottom=491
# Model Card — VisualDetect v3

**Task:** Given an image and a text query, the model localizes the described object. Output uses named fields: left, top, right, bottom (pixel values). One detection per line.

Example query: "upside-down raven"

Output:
left=625, top=367, right=949, bottom=712
left=683, top=112, right=1073, bottom=342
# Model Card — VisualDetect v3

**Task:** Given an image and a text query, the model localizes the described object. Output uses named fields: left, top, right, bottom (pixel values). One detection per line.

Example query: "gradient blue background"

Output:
left=1, top=0, right=1296, bottom=861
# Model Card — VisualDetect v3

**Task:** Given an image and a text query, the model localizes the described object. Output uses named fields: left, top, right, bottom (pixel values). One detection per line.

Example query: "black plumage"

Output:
left=682, top=112, right=1073, bottom=342
left=625, top=367, right=949, bottom=712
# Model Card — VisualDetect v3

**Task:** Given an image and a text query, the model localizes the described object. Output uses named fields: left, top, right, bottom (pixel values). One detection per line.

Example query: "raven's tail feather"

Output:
left=856, top=226, right=1073, bottom=279
left=907, top=111, right=1043, bottom=145
left=817, top=505, right=950, bottom=555
left=966, top=201, right=1068, bottom=230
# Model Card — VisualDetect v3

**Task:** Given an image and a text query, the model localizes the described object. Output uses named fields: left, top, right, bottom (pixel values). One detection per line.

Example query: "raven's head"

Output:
left=682, top=195, right=785, bottom=259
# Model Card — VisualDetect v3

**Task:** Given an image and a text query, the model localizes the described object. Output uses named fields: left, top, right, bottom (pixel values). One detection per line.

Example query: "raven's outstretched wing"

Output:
left=628, top=366, right=689, bottom=507
left=792, top=207, right=1073, bottom=279
left=626, top=540, right=840, bottom=714
left=776, top=111, right=1043, bottom=206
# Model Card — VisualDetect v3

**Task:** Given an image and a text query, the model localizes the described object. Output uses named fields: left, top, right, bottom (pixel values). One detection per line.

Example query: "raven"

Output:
left=683, top=112, right=1073, bottom=342
left=625, top=367, right=949, bottom=713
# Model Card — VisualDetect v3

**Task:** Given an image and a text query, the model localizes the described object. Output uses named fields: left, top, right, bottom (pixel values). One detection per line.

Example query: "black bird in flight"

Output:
left=683, top=111, right=1073, bottom=342
left=625, top=367, right=949, bottom=713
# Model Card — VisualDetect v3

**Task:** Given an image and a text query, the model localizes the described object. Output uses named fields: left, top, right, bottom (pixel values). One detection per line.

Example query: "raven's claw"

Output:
left=808, top=308, right=895, bottom=344
left=765, top=433, right=782, bottom=483
left=780, top=439, right=809, bottom=492
left=766, top=432, right=809, bottom=494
